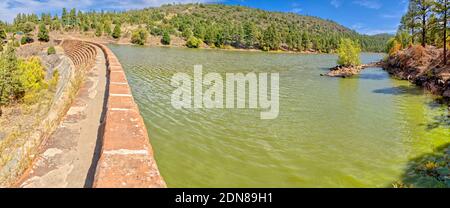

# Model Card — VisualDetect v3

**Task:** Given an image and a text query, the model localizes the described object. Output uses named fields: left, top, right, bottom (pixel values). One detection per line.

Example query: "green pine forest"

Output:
left=0, top=3, right=392, bottom=53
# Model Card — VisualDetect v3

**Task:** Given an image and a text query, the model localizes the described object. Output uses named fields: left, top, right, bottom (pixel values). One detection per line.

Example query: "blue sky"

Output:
left=0, top=0, right=409, bottom=35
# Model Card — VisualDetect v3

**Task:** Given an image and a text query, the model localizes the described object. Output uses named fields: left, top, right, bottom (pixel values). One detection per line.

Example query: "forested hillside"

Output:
left=1, top=4, right=390, bottom=52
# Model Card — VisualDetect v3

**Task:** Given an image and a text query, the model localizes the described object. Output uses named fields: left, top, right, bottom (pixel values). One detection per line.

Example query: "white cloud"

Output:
left=351, top=22, right=397, bottom=35
left=380, top=13, right=401, bottom=19
left=353, top=0, right=382, bottom=9
left=330, top=0, right=341, bottom=8
left=291, top=8, right=302, bottom=13
left=0, top=0, right=218, bottom=23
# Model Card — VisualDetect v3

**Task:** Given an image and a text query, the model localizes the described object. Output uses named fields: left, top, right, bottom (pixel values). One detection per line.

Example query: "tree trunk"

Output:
left=444, top=0, right=448, bottom=64
left=411, top=17, right=415, bottom=44
left=422, top=12, right=426, bottom=47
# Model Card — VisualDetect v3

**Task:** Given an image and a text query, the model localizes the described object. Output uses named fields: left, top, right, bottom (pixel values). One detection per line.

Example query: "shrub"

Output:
left=38, top=24, right=49, bottom=42
left=182, top=27, right=193, bottom=39
left=17, top=57, right=47, bottom=104
left=22, top=22, right=35, bottom=35
left=104, top=22, right=112, bottom=35
left=0, top=44, right=19, bottom=108
left=186, top=36, right=202, bottom=48
left=50, top=20, right=62, bottom=31
left=112, top=24, right=121, bottom=39
left=95, top=24, right=103, bottom=37
left=0, top=27, right=6, bottom=40
left=47, top=46, right=56, bottom=55
left=21, top=36, right=34, bottom=45
left=81, top=23, right=90, bottom=32
left=395, top=31, right=410, bottom=49
left=131, top=28, right=148, bottom=45
left=149, top=26, right=164, bottom=36
left=161, top=31, right=171, bottom=45
left=13, top=40, right=20, bottom=48
left=336, top=38, right=361, bottom=67
left=389, top=40, right=402, bottom=56
left=49, top=69, right=59, bottom=91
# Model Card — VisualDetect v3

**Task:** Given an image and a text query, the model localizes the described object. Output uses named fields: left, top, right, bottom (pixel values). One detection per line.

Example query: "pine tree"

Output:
left=413, top=0, right=433, bottom=47
left=112, top=24, right=121, bottom=39
left=262, top=24, right=281, bottom=51
left=182, top=27, right=193, bottom=39
left=433, top=0, right=449, bottom=64
left=61, top=8, right=68, bottom=26
left=400, top=1, right=420, bottom=44
left=0, top=27, right=6, bottom=40
left=0, top=44, right=19, bottom=116
left=37, top=24, right=49, bottom=42
left=104, top=22, right=112, bottom=35
left=95, top=24, right=103, bottom=37
left=69, top=8, right=77, bottom=26
left=161, top=31, right=171, bottom=45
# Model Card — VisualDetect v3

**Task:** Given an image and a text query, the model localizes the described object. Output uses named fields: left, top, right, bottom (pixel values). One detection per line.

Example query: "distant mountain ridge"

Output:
left=138, top=4, right=391, bottom=52
left=3, top=3, right=391, bottom=52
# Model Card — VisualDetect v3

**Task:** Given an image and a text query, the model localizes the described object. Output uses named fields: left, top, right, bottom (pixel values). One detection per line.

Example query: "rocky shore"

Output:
left=324, top=62, right=383, bottom=78
left=383, top=45, right=450, bottom=101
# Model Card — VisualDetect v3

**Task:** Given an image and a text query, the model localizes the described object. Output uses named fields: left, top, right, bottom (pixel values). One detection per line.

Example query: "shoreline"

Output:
left=49, top=32, right=383, bottom=55
left=323, top=45, right=449, bottom=107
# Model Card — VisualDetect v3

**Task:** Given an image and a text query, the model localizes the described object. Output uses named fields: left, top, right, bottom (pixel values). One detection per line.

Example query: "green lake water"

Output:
left=109, top=45, right=449, bottom=188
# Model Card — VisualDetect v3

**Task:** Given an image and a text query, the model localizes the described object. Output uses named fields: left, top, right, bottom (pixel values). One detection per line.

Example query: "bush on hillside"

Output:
left=182, top=27, right=193, bottom=39
left=47, top=46, right=56, bottom=55
left=21, top=22, right=35, bottom=35
left=186, top=36, right=202, bottom=48
left=103, top=22, right=112, bottom=35
left=21, top=36, right=34, bottom=45
left=37, top=24, right=49, bottom=42
left=161, top=31, right=171, bottom=45
left=48, top=69, right=59, bottom=91
left=95, top=24, right=103, bottom=37
left=131, top=28, right=148, bottom=45
left=18, top=57, right=47, bottom=104
left=0, top=27, right=6, bottom=40
left=112, top=24, right=121, bottom=39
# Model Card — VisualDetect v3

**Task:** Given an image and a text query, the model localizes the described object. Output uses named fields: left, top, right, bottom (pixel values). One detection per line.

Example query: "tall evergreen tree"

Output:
left=61, top=8, right=68, bottom=26
left=400, top=1, right=420, bottom=44
left=262, top=24, right=281, bottom=50
left=413, top=0, right=433, bottom=47
left=37, top=24, right=49, bottom=42
left=112, top=24, right=121, bottom=39
left=433, top=0, right=449, bottom=64
left=0, top=27, right=6, bottom=40
left=161, top=31, right=171, bottom=45
left=0, top=44, right=18, bottom=116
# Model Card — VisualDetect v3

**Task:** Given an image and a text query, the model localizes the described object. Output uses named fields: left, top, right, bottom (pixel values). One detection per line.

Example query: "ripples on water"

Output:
left=109, top=45, right=449, bottom=188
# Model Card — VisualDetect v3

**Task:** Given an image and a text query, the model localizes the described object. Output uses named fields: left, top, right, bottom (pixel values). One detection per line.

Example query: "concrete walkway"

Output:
left=17, top=46, right=107, bottom=188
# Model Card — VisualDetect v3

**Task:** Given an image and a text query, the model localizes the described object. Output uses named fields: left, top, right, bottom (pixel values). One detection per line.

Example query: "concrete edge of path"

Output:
left=87, top=42, right=167, bottom=188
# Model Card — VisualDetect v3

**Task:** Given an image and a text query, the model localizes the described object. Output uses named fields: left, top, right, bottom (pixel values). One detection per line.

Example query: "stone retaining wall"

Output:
left=88, top=42, right=166, bottom=188
left=61, top=40, right=97, bottom=70
left=1, top=45, right=82, bottom=187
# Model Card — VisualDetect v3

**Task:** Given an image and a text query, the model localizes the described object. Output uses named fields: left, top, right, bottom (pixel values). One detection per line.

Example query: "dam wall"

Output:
left=87, top=42, right=166, bottom=188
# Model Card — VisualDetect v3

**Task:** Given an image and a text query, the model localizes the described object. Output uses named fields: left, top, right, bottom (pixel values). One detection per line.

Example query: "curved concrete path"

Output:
left=17, top=46, right=107, bottom=188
